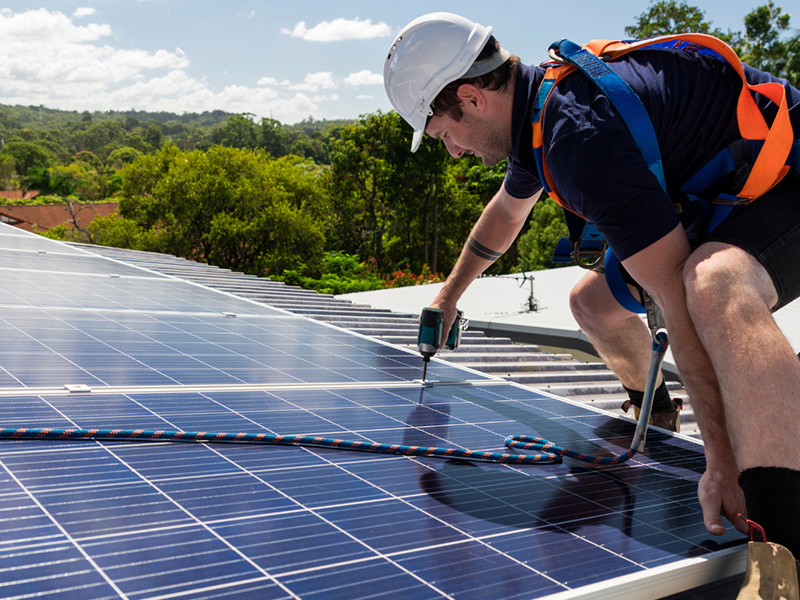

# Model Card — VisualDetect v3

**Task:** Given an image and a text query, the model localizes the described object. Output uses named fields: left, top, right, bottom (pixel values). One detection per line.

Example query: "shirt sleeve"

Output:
left=503, top=156, right=543, bottom=199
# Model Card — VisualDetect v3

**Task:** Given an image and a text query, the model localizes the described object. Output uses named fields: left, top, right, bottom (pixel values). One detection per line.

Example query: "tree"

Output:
left=1, top=140, right=53, bottom=176
left=328, top=111, right=479, bottom=274
left=115, top=145, right=329, bottom=276
left=106, top=146, right=143, bottom=170
left=0, top=155, right=15, bottom=189
left=259, top=117, right=289, bottom=156
left=736, top=2, right=799, bottom=86
left=144, top=124, right=164, bottom=149
left=625, top=0, right=727, bottom=39
left=517, top=197, right=569, bottom=272
left=213, top=113, right=259, bottom=149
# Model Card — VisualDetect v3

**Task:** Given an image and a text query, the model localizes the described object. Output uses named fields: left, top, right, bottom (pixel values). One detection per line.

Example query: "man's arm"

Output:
left=622, top=224, right=747, bottom=535
left=430, top=184, right=542, bottom=329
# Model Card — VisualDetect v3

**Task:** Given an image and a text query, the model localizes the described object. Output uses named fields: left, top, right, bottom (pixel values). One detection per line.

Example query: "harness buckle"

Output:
left=547, top=41, right=568, bottom=64
left=572, top=238, right=607, bottom=269
left=713, top=192, right=751, bottom=206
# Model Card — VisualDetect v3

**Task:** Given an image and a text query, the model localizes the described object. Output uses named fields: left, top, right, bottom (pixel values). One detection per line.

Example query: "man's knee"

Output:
left=569, top=272, right=614, bottom=328
left=569, top=271, right=640, bottom=332
left=569, top=278, right=594, bottom=326
left=683, top=243, right=778, bottom=320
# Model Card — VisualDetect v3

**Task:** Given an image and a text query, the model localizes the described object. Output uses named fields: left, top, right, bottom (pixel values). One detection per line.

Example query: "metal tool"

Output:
left=417, top=307, right=465, bottom=381
left=630, top=291, right=670, bottom=451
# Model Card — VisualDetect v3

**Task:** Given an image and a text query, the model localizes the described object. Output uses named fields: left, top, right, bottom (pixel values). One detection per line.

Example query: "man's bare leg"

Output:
left=684, top=242, right=800, bottom=557
left=570, top=269, right=681, bottom=430
left=684, top=243, right=800, bottom=471
left=570, top=270, right=656, bottom=389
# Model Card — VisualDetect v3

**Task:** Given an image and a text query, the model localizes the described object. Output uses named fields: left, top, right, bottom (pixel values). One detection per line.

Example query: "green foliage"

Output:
left=624, top=0, right=728, bottom=39
left=110, top=145, right=329, bottom=277
left=517, top=197, right=569, bottom=272
left=736, top=2, right=799, bottom=86
left=275, top=252, right=444, bottom=295
left=79, top=212, right=160, bottom=249
left=277, top=252, right=385, bottom=295
left=1, top=140, right=53, bottom=175
left=328, top=111, right=483, bottom=275
left=106, top=146, right=143, bottom=169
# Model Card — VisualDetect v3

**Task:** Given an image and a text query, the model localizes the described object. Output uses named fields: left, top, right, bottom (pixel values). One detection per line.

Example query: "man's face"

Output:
left=424, top=108, right=510, bottom=167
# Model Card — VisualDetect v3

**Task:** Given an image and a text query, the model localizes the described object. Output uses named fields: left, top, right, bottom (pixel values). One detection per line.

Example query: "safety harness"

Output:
left=533, top=34, right=799, bottom=312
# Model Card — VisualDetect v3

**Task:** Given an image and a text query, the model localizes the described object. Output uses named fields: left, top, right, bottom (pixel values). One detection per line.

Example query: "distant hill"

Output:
left=0, top=104, right=234, bottom=131
left=0, top=103, right=354, bottom=135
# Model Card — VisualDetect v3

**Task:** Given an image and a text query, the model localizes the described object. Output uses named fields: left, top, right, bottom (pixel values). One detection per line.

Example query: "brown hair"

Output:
left=431, top=36, right=520, bottom=122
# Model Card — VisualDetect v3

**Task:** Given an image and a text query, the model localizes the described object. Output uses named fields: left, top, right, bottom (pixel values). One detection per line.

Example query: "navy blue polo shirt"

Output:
left=504, top=48, right=800, bottom=261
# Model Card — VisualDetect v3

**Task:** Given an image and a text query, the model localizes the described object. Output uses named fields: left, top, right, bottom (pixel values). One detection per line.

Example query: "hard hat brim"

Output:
left=411, top=128, right=424, bottom=153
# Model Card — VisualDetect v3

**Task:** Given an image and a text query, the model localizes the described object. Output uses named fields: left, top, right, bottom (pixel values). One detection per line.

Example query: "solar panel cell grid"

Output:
left=0, top=225, right=745, bottom=599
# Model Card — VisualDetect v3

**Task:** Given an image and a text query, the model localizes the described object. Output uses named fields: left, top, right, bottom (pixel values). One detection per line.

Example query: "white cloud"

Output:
left=343, top=69, right=382, bottom=86
left=0, top=9, right=358, bottom=124
left=281, top=17, right=391, bottom=42
left=73, top=7, right=96, bottom=18
left=289, top=71, right=335, bottom=92
left=0, top=8, right=110, bottom=43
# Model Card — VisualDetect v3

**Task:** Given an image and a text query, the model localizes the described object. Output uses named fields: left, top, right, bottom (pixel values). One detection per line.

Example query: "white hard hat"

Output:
left=384, top=12, right=508, bottom=152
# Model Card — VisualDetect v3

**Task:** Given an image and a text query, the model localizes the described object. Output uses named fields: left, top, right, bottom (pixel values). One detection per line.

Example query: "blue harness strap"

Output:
left=683, top=140, right=800, bottom=232
left=603, top=249, right=646, bottom=314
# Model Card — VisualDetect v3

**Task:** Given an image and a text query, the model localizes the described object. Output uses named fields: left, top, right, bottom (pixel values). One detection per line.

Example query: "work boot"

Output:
left=737, top=519, right=799, bottom=600
left=621, top=398, right=682, bottom=433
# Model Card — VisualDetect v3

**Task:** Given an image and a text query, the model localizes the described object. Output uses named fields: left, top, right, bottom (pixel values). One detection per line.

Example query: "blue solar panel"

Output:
left=0, top=225, right=745, bottom=599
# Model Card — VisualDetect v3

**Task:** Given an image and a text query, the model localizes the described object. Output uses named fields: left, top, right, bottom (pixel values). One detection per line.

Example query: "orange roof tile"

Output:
left=0, top=203, right=119, bottom=232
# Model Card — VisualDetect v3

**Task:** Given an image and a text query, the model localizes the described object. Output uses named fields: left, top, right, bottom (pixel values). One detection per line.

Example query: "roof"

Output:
left=68, top=240, right=752, bottom=599
left=0, top=201, right=118, bottom=232
left=57, top=238, right=748, bottom=599
left=0, top=234, right=746, bottom=598
left=0, top=190, right=40, bottom=201
left=340, top=267, right=800, bottom=378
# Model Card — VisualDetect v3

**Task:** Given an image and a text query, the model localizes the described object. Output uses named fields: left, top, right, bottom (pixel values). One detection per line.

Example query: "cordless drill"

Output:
left=417, top=307, right=465, bottom=381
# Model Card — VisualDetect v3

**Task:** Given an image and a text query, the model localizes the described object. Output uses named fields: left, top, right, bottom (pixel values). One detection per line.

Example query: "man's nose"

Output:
left=443, top=137, right=464, bottom=158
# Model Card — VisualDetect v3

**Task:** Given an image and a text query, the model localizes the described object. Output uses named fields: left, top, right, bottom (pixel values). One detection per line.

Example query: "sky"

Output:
left=0, top=0, right=786, bottom=124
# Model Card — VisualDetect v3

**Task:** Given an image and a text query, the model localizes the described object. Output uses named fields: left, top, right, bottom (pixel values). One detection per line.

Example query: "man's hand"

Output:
left=427, top=298, right=459, bottom=346
left=698, top=465, right=749, bottom=536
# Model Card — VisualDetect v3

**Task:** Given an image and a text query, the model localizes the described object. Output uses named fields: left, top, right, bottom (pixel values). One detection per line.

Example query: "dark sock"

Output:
left=623, top=381, right=674, bottom=412
left=739, top=467, right=800, bottom=556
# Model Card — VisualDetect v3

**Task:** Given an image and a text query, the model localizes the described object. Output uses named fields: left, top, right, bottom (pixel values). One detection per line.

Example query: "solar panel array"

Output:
left=0, top=224, right=744, bottom=600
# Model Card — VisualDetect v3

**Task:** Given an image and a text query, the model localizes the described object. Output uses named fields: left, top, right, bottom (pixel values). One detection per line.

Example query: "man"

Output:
left=384, top=11, right=800, bottom=591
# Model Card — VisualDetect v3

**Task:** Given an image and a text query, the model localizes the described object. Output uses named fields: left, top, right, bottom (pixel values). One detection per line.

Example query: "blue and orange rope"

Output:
left=0, top=427, right=637, bottom=465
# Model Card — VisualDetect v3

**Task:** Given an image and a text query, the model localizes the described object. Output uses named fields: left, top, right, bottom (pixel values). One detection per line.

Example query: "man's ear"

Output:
left=456, top=83, right=486, bottom=113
